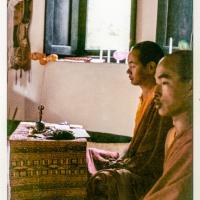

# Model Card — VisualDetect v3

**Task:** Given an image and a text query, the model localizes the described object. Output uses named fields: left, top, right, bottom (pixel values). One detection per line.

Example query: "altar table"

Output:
left=9, top=122, right=88, bottom=200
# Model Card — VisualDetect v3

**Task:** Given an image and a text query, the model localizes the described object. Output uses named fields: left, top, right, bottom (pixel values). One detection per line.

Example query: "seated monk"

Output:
left=87, top=41, right=173, bottom=200
left=143, top=50, right=193, bottom=200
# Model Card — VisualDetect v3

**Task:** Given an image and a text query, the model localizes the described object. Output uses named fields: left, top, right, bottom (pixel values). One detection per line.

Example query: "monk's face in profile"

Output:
left=127, top=49, right=149, bottom=86
left=155, top=57, right=191, bottom=117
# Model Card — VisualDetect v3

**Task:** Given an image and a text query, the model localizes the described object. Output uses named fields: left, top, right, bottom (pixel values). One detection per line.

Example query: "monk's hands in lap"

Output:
left=106, top=159, right=125, bottom=169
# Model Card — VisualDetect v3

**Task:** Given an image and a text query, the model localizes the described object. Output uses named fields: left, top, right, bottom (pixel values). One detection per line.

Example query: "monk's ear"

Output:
left=146, top=61, right=156, bottom=75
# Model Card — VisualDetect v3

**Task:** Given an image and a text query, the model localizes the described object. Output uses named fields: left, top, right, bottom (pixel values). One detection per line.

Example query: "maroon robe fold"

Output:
left=143, top=128, right=192, bottom=200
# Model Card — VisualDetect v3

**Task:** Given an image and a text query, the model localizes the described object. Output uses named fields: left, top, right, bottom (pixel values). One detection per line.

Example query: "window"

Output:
left=44, top=0, right=137, bottom=57
left=156, top=0, right=193, bottom=53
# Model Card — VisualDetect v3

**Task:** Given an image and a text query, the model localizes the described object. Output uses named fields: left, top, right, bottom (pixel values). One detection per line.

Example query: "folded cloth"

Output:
left=87, top=168, right=140, bottom=200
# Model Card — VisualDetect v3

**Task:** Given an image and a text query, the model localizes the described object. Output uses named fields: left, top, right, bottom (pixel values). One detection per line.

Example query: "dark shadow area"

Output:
left=7, top=120, right=21, bottom=136
left=87, top=131, right=131, bottom=143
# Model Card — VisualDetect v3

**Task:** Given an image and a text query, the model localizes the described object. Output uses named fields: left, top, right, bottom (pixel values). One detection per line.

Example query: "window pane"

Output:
left=53, top=0, right=70, bottom=45
left=85, top=0, right=131, bottom=51
left=166, top=0, right=192, bottom=46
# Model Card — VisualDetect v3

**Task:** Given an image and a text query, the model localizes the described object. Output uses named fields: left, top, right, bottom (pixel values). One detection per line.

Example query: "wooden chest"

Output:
left=9, top=122, right=88, bottom=200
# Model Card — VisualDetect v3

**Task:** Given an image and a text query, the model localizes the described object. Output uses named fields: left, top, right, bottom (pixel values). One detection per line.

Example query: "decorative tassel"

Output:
left=15, top=70, right=17, bottom=84
left=28, top=70, right=31, bottom=82
left=20, top=68, right=22, bottom=78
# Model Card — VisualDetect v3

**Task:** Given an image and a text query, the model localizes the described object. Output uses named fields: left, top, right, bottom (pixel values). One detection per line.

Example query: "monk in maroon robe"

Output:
left=143, top=50, right=193, bottom=200
left=87, top=41, right=173, bottom=200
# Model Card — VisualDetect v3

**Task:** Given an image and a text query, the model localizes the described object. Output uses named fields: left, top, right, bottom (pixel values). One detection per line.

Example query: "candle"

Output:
left=107, top=50, right=111, bottom=63
left=169, top=37, right=173, bottom=54
left=125, top=57, right=128, bottom=64
left=190, top=32, right=193, bottom=49
left=99, top=49, right=103, bottom=60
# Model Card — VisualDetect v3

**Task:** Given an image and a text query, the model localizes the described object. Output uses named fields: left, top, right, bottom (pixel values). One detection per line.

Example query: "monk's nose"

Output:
left=154, top=84, right=161, bottom=97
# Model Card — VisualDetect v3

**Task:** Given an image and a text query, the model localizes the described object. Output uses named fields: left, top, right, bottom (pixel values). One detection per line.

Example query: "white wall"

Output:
left=7, top=0, right=158, bottom=136
left=7, top=70, right=25, bottom=120
left=136, top=0, right=158, bottom=42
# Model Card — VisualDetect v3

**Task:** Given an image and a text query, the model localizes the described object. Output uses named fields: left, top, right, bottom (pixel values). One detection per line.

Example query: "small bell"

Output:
left=35, top=104, right=45, bottom=131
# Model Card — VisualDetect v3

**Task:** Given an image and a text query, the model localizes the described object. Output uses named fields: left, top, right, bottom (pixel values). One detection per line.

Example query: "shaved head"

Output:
left=158, top=50, right=193, bottom=82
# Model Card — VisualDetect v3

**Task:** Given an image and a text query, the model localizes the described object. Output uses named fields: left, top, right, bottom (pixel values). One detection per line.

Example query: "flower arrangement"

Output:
left=30, top=52, right=58, bottom=65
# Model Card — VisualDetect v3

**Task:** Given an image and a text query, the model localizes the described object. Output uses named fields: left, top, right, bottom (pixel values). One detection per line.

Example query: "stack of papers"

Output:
left=48, top=123, right=90, bottom=138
